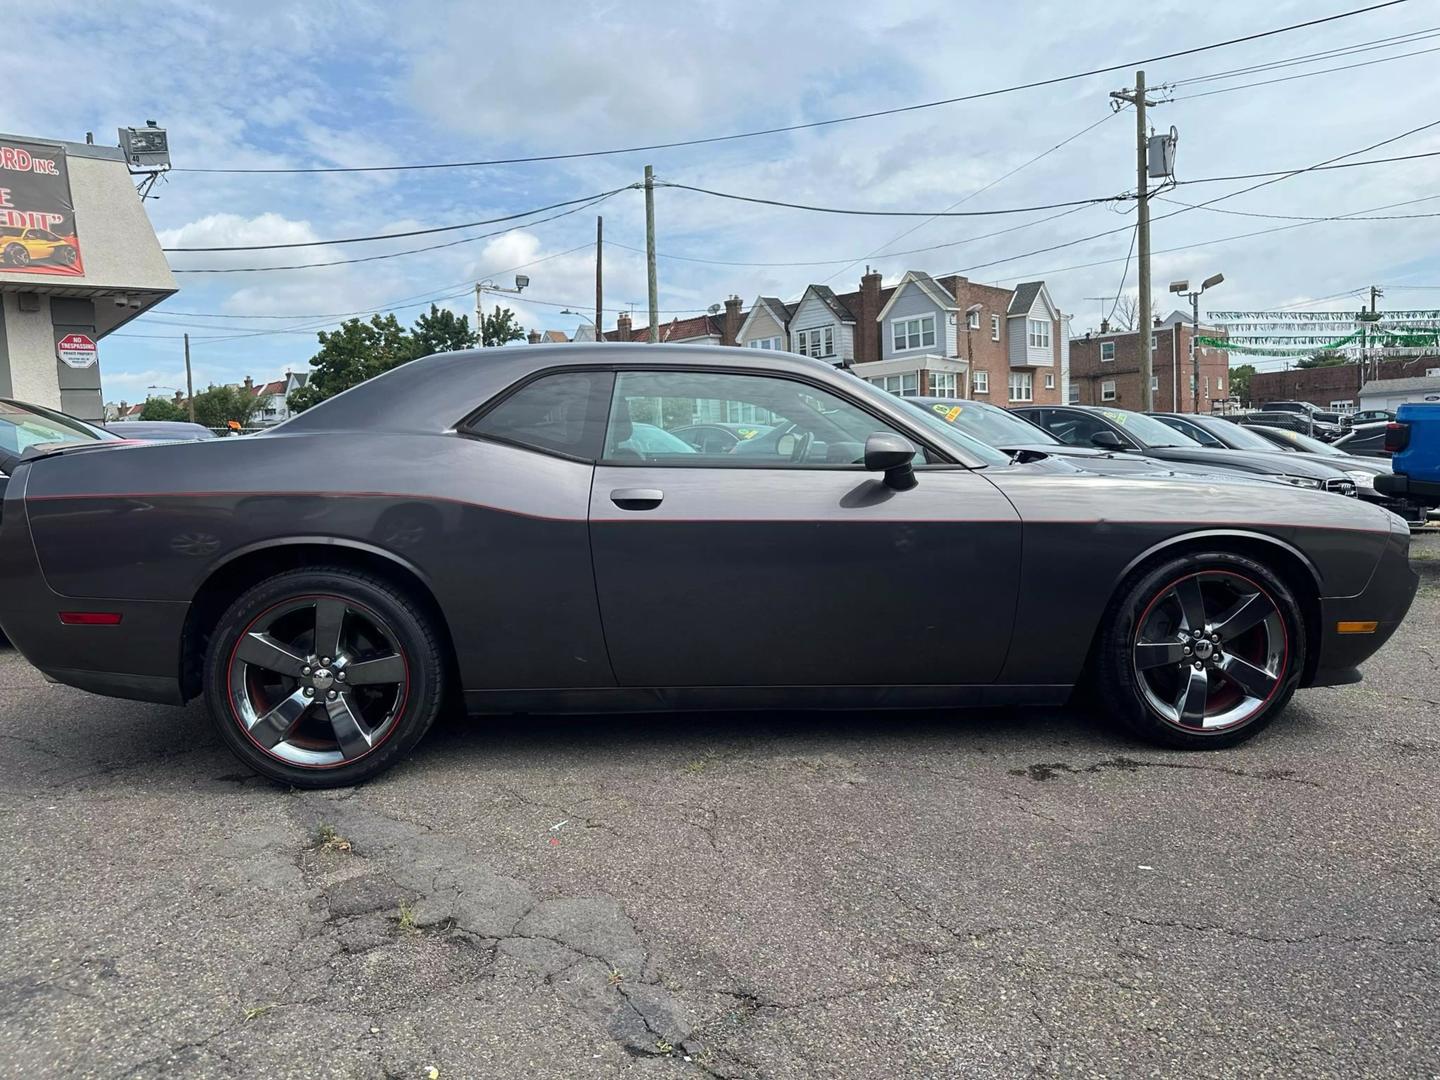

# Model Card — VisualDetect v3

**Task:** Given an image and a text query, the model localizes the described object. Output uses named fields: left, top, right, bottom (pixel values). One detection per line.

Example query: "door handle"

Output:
left=610, top=488, right=664, bottom=510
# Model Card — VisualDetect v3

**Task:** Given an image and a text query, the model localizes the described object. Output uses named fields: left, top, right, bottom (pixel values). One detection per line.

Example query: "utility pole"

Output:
left=1111, top=71, right=1159, bottom=411
left=474, top=283, right=485, bottom=348
left=644, top=165, right=658, bottom=343
left=595, top=215, right=604, bottom=343
left=1368, top=284, right=1382, bottom=382
left=183, top=333, right=195, bottom=423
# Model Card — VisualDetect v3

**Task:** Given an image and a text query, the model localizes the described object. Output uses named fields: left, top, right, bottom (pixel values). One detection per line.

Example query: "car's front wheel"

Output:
left=1097, top=552, right=1305, bottom=749
left=203, top=567, right=445, bottom=786
left=3, top=244, right=30, bottom=267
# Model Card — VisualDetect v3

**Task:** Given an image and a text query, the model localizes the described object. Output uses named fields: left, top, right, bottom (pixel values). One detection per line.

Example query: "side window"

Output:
left=464, top=370, right=612, bottom=459
left=603, top=370, right=905, bottom=467
left=1045, top=410, right=1116, bottom=448
left=1161, top=417, right=1219, bottom=446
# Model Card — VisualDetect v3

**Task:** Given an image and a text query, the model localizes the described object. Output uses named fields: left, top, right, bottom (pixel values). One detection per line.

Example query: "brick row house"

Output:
left=589, top=270, right=1068, bottom=405
left=1068, top=312, right=1229, bottom=412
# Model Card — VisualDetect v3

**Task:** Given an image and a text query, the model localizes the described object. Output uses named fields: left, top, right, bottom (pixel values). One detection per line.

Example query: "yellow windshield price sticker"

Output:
left=931, top=404, right=963, bottom=423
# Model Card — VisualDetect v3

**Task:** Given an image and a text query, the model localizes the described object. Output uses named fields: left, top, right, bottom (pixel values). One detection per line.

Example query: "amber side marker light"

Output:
left=58, top=612, right=123, bottom=626
left=1336, top=621, right=1378, bottom=634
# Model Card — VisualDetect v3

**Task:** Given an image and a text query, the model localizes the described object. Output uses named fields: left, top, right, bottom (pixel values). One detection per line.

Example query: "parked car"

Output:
left=0, top=226, right=79, bottom=268
left=1333, top=422, right=1393, bottom=459
left=1, top=397, right=120, bottom=459
left=907, top=398, right=1283, bottom=485
left=0, top=346, right=1416, bottom=787
left=1011, top=404, right=1358, bottom=496
left=1376, top=404, right=1440, bottom=511
left=105, top=421, right=218, bottom=441
left=1256, top=401, right=1345, bottom=441
left=1344, top=409, right=1394, bottom=429
left=1153, top=413, right=1423, bottom=524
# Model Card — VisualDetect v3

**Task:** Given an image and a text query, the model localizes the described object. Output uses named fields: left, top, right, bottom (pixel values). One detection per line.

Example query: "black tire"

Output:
left=3, top=244, right=30, bottom=267
left=1095, top=551, right=1305, bottom=750
left=56, top=246, right=76, bottom=265
left=203, top=566, right=445, bottom=787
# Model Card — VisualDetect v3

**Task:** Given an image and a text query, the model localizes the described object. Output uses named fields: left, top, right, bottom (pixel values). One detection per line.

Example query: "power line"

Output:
left=1170, top=24, right=1440, bottom=85
left=1170, top=148, right=1440, bottom=186
left=167, top=3, right=1411, bottom=175
left=169, top=190, right=622, bottom=273
left=821, top=111, right=1120, bottom=284
left=161, top=190, right=633, bottom=252
left=1155, top=192, right=1440, bottom=221
left=1106, top=225, right=1140, bottom=325
left=1170, top=41, right=1440, bottom=100
left=658, top=180, right=1131, bottom=218
left=154, top=244, right=593, bottom=320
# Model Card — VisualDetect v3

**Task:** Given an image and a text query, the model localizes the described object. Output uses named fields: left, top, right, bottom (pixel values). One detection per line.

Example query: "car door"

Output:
left=587, top=368, right=1022, bottom=689
left=1032, top=408, right=1137, bottom=450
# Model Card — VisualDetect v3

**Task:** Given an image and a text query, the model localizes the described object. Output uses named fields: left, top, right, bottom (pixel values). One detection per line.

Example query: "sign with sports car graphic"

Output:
left=0, top=139, right=84, bottom=277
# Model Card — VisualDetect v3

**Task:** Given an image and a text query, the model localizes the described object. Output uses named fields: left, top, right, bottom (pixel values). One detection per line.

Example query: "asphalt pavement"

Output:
left=1, top=534, right=1437, bottom=1079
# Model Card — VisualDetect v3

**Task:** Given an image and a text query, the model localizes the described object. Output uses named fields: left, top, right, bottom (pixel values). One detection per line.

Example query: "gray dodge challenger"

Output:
left=0, top=345, right=1418, bottom=786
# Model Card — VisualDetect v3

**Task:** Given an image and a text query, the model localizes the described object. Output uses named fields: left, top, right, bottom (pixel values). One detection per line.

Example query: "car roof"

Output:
left=278, top=343, right=891, bottom=437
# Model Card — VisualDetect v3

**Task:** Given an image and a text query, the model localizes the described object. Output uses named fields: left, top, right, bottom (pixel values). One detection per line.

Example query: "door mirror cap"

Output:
left=1090, top=429, right=1125, bottom=450
left=864, top=432, right=918, bottom=491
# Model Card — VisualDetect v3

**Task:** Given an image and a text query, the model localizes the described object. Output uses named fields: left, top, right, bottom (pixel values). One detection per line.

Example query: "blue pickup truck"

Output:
left=1375, top=403, right=1440, bottom=512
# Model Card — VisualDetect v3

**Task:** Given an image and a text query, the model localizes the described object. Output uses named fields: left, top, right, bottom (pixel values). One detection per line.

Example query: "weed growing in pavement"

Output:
left=655, top=1039, right=674, bottom=1055
left=315, top=823, right=352, bottom=853
left=682, top=749, right=720, bottom=775
left=608, top=969, right=624, bottom=986
left=242, top=1003, right=277, bottom=1022
left=396, top=900, right=419, bottom=936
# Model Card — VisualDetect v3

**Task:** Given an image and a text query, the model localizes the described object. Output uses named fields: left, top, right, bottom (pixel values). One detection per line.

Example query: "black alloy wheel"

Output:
left=204, top=567, right=444, bottom=786
left=1098, top=552, right=1305, bottom=749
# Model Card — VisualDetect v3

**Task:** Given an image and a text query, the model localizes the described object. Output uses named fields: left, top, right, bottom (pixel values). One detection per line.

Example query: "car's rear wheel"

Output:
left=4, top=244, right=30, bottom=267
left=203, top=567, right=445, bottom=787
left=56, top=246, right=76, bottom=265
left=1097, top=552, right=1305, bottom=749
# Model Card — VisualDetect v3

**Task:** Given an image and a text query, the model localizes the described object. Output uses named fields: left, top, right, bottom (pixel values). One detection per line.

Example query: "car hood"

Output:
left=1281, top=451, right=1391, bottom=475
left=1002, top=443, right=1290, bottom=484
left=1142, top=445, right=1350, bottom=479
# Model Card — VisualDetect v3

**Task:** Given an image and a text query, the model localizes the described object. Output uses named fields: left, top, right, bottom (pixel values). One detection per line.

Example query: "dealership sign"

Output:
left=57, top=333, right=97, bottom=368
left=0, top=139, right=84, bottom=277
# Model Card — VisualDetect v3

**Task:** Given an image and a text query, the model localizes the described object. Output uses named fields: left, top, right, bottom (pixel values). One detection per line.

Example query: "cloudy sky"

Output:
left=11, top=0, right=1440, bottom=402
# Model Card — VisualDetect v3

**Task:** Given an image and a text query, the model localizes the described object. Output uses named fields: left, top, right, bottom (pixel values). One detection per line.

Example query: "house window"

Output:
left=1101, top=380, right=1117, bottom=401
left=990, top=315, right=1001, bottom=341
left=1150, top=334, right=1159, bottom=352
left=868, top=373, right=920, bottom=397
left=1068, top=383, right=1080, bottom=403
left=746, top=336, right=781, bottom=350
left=891, top=315, right=936, bottom=352
left=1216, top=378, right=1224, bottom=393
left=928, top=371, right=958, bottom=396
left=1329, top=399, right=1354, bottom=412
left=973, top=370, right=989, bottom=395
left=1044, top=372, right=1055, bottom=389
left=1008, top=372, right=1033, bottom=402
left=1151, top=376, right=1159, bottom=392
left=967, top=310, right=980, bottom=330
left=1027, top=319, right=1051, bottom=349
left=795, top=327, right=834, bottom=358
left=1100, top=341, right=1115, bottom=362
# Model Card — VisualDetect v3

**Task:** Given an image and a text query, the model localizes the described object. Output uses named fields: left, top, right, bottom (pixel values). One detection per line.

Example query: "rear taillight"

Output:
left=1384, top=422, right=1411, bottom=454
left=58, top=611, right=123, bottom=626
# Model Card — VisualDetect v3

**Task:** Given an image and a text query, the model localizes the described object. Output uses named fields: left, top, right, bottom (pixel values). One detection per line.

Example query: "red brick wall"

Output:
left=1070, top=325, right=1229, bottom=411
left=1248, top=355, right=1439, bottom=408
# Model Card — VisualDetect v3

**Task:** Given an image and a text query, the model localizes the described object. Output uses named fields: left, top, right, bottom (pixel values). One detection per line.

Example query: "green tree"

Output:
left=409, top=304, right=478, bottom=359
left=1296, top=350, right=1348, bottom=369
left=139, top=395, right=187, bottom=421
left=480, top=306, right=526, bottom=348
left=1228, top=364, right=1256, bottom=404
left=287, top=314, right=412, bottom=413
left=191, top=384, right=269, bottom=430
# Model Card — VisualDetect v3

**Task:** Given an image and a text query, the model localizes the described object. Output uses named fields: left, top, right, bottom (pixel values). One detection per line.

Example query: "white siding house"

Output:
left=788, top=285, right=854, bottom=365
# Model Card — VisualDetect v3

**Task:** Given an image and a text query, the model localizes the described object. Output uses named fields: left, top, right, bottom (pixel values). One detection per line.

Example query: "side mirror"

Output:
left=1090, top=429, right=1124, bottom=450
left=864, top=432, right=918, bottom=491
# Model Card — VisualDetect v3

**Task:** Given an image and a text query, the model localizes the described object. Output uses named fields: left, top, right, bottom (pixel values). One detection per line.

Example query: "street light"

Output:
left=1170, top=273, right=1224, bottom=414
left=561, top=308, right=600, bottom=343
left=475, top=273, right=530, bottom=348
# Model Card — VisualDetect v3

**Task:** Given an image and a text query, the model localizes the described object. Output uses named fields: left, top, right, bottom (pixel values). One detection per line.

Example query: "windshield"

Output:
left=1201, top=419, right=1280, bottom=452
left=1096, top=408, right=1203, bottom=448
left=907, top=398, right=1061, bottom=448
left=836, top=390, right=1008, bottom=468
left=0, top=398, right=114, bottom=458
left=1256, top=425, right=1345, bottom=456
